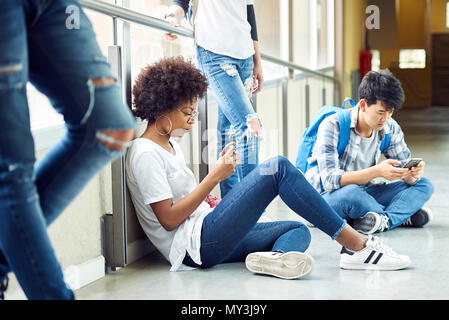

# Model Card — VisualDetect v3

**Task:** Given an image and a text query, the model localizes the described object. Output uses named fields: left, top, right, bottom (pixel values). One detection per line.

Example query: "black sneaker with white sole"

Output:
left=401, top=207, right=433, bottom=228
left=340, top=235, right=411, bottom=271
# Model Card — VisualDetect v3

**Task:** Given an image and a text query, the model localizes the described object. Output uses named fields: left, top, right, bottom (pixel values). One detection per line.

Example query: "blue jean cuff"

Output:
left=331, top=219, right=347, bottom=240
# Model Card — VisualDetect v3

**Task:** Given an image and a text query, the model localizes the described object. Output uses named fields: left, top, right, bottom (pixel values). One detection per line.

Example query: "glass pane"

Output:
left=293, top=0, right=334, bottom=72
left=399, top=49, right=426, bottom=69
left=130, top=24, right=195, bottom=90
left=128, top=0, right=190, bottom=28
left=293, top=0, right=311, bottom=69
left=254, top=0, right=283, bottom=81
left=371, top=50, right=381, bottom=71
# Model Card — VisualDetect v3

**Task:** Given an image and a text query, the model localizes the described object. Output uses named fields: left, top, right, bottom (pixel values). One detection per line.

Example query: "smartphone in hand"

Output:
left=402, top=158, right=423, bottom=169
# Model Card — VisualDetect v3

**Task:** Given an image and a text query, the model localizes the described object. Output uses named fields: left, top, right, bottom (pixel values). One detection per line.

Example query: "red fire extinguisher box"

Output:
left=359, top=50, right=373, bottom=81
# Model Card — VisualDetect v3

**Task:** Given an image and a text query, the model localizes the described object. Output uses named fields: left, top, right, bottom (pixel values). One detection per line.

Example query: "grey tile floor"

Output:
left=7, top=107, right=449, bottom=300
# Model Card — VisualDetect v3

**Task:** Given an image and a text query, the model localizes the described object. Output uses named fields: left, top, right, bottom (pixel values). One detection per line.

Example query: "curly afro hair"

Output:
left=132, top=56, right=208, bottom=123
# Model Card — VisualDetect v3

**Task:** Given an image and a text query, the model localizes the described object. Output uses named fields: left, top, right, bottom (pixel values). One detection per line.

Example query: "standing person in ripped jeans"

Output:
left=0, top=0, right=136, bottom=300
left=164, top=0, right=264, bottom=198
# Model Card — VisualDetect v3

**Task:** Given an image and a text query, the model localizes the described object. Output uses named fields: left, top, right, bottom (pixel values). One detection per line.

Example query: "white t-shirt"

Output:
left=125, top=138, right=212, bottom=271
left=195, top=0, right=255, bottom=59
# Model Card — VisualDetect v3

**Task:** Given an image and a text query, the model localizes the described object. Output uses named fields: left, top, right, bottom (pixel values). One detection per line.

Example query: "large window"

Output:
left=29, top=0, right=336, bottom=131
left=399, top=49, right=426, bottom=69
left=292, top=0, right=334, bottom=72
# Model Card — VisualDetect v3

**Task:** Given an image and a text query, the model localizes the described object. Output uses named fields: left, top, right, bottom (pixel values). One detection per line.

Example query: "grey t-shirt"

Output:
left=353, top=129, right=381, bottom=187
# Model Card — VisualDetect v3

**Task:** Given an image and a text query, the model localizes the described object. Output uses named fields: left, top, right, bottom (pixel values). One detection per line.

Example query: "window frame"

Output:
left=446, top=1, right=449, bottom=29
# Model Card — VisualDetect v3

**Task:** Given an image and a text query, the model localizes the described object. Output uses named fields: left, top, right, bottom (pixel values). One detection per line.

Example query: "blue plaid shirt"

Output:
left=304, top=105, right=411, bottom=194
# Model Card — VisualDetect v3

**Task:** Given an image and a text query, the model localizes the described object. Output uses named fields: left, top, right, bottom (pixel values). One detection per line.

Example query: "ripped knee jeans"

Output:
left=196, top=45, right=262, bottom=198
left=0, top=0, right=135, bottom=299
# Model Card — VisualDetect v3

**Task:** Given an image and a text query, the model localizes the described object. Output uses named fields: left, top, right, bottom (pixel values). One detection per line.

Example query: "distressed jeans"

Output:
left=184, top=156, right=346, bottom=268
left=322, top=178, right=434, bottom=229
left=0, top=0, right=136, bottom=299
left=196, top=45, right=261, bottom=198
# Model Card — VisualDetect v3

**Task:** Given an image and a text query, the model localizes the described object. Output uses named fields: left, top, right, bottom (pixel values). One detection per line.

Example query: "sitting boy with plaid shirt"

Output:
left=304, top=70, right=434, bottom=234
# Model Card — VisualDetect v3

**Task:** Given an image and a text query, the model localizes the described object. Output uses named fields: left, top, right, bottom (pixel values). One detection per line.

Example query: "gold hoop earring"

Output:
left=155, top=115, right=173, bottom=136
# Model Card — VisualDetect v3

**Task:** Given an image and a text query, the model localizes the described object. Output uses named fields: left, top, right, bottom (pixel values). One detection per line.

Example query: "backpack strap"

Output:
left=336, top=109, right=351, bottom=155
left=380, top=133, right=390, bottom=152
left=336, top=97, right=355, bottom=154
left=341, top=98, right=356, bottom=109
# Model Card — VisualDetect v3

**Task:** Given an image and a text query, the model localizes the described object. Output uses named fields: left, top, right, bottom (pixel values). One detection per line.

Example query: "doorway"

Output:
left=432, top=33, right=449, bottom=106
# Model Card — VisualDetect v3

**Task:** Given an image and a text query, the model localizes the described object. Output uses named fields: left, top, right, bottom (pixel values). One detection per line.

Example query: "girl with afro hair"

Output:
left=125, top=57, right=410, bottom=279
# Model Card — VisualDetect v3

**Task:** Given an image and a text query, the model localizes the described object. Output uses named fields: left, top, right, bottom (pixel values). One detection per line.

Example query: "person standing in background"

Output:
left=164, top=0, right=264, bottom=198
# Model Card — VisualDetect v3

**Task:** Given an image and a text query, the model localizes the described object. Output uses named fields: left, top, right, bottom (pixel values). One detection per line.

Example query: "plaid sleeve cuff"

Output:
left=322, top=168, right=345, bottom=192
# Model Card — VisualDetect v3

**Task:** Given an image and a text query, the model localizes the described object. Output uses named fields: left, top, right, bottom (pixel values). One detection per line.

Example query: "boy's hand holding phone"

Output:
left=406, top=160, right=425, bottom=181
left=377, top=158, right=425, bottom=182
left=377, top=159, right=409, bottom=181
left=400, top=158, right=425, bottom=184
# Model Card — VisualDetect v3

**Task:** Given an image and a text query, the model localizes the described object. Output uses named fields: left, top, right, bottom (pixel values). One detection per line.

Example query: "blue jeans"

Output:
left=322, top=178, right=434, bottom=229
left=183, top=156, right=346, bottom=268
left=0, top=0, right=136, bottom=299
left=196, top=45, right=261, bottom=198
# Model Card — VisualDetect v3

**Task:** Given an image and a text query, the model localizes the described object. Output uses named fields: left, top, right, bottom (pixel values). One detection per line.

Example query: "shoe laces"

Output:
left=367, top=236, right=399, bottom=257
left=402, top=217, right=413, bottom=227
left=377, top=215, right=390, bottom=232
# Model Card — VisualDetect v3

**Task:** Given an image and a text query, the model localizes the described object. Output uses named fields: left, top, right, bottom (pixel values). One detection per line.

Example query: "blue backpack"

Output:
left=295, top=98, right=390, bottom=173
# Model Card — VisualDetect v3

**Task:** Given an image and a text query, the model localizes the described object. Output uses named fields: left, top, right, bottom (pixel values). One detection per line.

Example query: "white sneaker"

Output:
left=351, top=212, right=389, bottom=235
left=245, top=251, right=314, bottom=280
left=340, top=235, right=411, bottom=271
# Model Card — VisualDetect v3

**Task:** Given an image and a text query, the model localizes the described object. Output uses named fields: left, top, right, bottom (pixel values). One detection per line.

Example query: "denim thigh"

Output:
left=27, top=0, right=135, bottom=223
left=28, top=0, right=135, bottom=131
left=322, top=184, right=385, bottom=220
left=196, top=46, right=256, bottom=134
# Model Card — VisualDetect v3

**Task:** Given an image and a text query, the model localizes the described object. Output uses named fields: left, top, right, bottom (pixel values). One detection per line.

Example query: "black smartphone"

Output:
left=402, top=158, right=423, bottom=169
